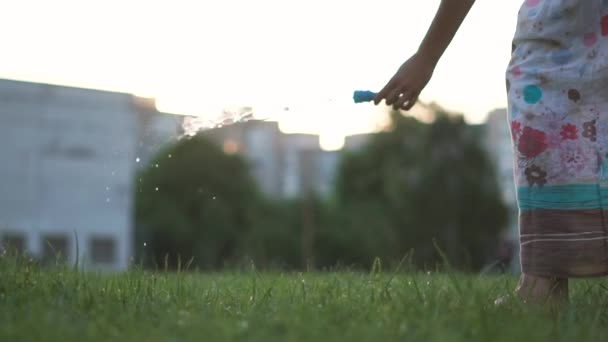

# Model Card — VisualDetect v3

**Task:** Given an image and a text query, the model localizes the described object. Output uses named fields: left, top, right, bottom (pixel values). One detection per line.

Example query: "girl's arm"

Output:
left=374, top=0, right=476, bottom=110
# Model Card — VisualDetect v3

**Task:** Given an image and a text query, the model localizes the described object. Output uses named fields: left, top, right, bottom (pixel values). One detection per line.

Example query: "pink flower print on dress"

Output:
left=560, top=124, right=578, bottom=141
left=525, top=0, right=542, bottom=7
left=511, top=65, right=522, bottom=79
left=602, top=15, right=608, bottom=36
left=518, top=126, right=548, bottom=158
left=584, top=33, right=598, bottom=48
left=559, top=141, right=591, bottom=176
left=511, top=121, right=522, bottom=140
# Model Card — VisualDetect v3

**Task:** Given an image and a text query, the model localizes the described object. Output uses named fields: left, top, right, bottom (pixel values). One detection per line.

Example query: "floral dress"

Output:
left=507, top=0, right=608, bottom=277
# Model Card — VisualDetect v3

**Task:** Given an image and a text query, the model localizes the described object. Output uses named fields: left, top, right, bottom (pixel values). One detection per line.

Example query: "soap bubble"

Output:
left=181, top=108, right=268, bottom=137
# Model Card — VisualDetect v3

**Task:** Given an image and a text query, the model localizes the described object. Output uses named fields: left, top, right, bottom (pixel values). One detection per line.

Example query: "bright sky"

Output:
left=1, top=0, right=521, bottom=150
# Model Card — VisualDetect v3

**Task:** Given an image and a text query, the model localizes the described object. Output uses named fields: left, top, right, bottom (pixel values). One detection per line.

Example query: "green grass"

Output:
left=2, top=255, right=608, bottom=341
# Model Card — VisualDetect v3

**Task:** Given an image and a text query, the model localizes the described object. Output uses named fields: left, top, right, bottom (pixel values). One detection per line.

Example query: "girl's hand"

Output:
left=374, top=53, right=436, bottom=111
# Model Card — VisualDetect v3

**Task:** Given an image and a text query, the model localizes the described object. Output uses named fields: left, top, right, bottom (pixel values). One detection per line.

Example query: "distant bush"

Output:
left=135, top=134, right=264, bottom=270
left=332, top=110, right=509, bottom=271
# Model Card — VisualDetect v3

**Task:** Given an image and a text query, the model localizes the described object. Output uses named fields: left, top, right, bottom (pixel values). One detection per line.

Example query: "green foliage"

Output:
left=135, top=134, right=263, bottom=270
left=315, top=201, right=398, bottom=269
left=333, top=109, right=509, bottom=270
left=244, top=199, right=304, bottom=270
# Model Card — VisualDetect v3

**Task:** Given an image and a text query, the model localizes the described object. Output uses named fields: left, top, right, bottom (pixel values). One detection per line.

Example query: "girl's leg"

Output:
left=515, top=274, right=569, bottom=303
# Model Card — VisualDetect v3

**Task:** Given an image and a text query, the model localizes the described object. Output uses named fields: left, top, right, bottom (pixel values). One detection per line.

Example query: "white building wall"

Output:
left=134, top=97, right=183, bottom=166
left=245, top=123, right=283, bottom=196
left=281, top=134, right=319, bottom=198
left=201, top=121, right=285, bottom=198
left=0, top=79, right=175, bottom=270
left=316, top=151, right=339, bottom=197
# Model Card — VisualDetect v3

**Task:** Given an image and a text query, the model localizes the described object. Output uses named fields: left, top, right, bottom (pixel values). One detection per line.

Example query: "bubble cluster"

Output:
left=181, top=109, right=266, bottom=137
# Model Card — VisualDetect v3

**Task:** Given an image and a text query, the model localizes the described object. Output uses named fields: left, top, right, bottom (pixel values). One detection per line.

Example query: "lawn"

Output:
left=2, top=256, right=608, bottom=341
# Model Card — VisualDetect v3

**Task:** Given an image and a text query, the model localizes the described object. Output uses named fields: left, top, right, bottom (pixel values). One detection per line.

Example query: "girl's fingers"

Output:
left=374, top=79, right=396, bottom=105
left=402, top=93, right=419, bottom=111
left=385, top=85, right=405, bottom=106
left=393, top=90, right=413, bottom=110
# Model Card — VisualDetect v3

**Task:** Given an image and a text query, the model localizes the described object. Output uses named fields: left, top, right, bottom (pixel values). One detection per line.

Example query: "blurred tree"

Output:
left=334, top=109, right=508, bottom=270
left=135, top=134, right=263, bottom=270
left=244, top=198, right=303, bottom=270
left=314, top=200, right=398, bottom=270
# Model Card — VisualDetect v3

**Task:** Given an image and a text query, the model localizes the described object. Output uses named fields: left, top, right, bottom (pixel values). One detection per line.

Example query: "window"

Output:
left=42, top=234, right=69, bottom=264
left=2, top=233, right=26, bottom=254
left=90, top=237, right=116, bottom=264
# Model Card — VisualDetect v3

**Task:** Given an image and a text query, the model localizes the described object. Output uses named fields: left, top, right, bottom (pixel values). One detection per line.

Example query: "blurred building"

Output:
left=484, top=108, right=519, bottom=273
left=281, top=133, right=322, bottom=197
left=133, top=97, right=184, bottom=166
left=202, top=121, right=339, bottom=199
left=315, top=149, right=340, bottom=197
left=0, top=78, right=181, bottom=270
left=203, top=121, right=285, bottom=197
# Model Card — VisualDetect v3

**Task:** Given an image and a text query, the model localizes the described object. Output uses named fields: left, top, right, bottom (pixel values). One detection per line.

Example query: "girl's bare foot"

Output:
left=515, top=274, right=569, bottom=304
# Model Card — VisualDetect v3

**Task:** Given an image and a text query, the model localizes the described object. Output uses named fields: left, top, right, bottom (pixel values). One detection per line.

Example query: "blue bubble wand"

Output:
left=352, top=90, right=377, bottom=103
left=352, top=90, right=425, bottom=109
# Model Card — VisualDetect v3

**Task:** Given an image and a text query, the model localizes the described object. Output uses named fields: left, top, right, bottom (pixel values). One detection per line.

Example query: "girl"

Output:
left=374, top=0, right=608, bottom=303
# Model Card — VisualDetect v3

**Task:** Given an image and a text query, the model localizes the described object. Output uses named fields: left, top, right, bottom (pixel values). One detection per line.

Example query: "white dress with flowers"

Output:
left=507, top=0, right=608, bottom=277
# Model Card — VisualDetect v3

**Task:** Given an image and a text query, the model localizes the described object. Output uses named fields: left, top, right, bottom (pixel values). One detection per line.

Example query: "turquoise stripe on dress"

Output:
left=518, top=184, right=608, bottom=210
